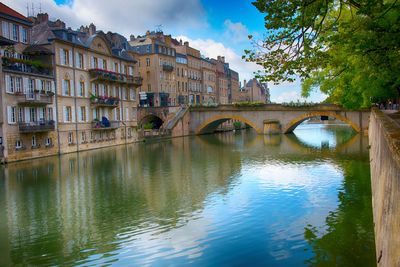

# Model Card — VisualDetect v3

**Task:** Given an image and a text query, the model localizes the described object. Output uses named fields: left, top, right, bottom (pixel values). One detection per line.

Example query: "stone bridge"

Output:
left=189, top=104, right=370, bottom=135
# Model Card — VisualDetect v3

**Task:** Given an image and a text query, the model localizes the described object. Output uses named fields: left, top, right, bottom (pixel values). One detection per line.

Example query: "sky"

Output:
left=6, top=0, right=326, bottom=103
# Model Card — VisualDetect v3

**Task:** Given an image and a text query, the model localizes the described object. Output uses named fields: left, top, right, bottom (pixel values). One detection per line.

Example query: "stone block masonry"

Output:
left=369, top=108, right=400, bottom=267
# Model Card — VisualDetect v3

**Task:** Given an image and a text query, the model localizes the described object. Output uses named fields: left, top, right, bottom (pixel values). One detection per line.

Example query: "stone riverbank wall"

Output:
left=369, top=108, right=400, bottom=267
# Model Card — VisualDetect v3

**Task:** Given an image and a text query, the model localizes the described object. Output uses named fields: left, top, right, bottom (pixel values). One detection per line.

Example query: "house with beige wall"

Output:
left=0, top=4, right=58, bottom=162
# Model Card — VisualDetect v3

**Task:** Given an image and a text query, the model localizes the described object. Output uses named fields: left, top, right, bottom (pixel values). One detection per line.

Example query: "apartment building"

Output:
left=175, top=53, right=188, bottom=104
left=29, top=14, right=141, bottom=156
left=173, top=40, right=202, bottom=105
left=201, top=57, right=217, bottom=104
left=129, top=31, right=177, bottom=107
left=0, top=4, right=58, bottom=162
left=211, top=56, right=229, bottom=104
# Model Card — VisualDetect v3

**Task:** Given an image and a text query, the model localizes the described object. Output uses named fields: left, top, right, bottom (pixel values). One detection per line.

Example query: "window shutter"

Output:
left=75, top=52, right=79, bottom=68
left=25, top=107, right=30, bottom=123
left=68, top=50, right=73, bottom=67
left=71, top=107, right=76, bottom=123
left=51, top=81, right=55, bottom=93
left=70, top=80, right=75, bottom=96
left=77, top=107, right=82, bottom=122
left=120, top=108, right=122, bottom=121
left=60, top=48, right=64, bottom=65
left=113, top=108, right=117, bottom=120
left=5, top=75, right=11, bottom=93
left=86, top=106, right=89, bottom=122
left=7, top=106, right=11, bottom=124
left=19, top=25, right=23, bottom=42
left=90, top=56, right=94, bottom=68
left=36, top=79, right=41, bottom=91
left=63, top=106, right=67, bottom=122
left=126, top=107, right=129, bottom=121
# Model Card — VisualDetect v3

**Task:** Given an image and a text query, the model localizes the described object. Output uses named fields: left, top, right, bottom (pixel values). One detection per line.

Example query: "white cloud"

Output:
left=223, top=20, right=249, bottom=43
left=175, top=35, right=261, bottom=83
left=5, top=0, right=206, bottom=36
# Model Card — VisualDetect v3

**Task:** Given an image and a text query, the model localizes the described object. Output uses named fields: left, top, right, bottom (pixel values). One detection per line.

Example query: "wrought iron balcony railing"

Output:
left=19, top=120, right=55, bottom=133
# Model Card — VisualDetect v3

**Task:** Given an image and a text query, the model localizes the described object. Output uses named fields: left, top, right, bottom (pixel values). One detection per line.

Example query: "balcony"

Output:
left=91, top=120, right=120, bottom=130
left=162, top=64, right=174, bottom=72
left=2, top=57, right=53, bottom=77
left=19, top=120, right=55, bottom=133
left=16, top=92, right=54, bottom=106
left=88, top=69, right=143, bottom=86
left=90, top=95, right=119, bottom=107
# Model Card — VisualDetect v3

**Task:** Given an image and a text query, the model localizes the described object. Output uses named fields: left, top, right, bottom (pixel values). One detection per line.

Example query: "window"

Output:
left=64, top=106, right=72, bottom=122
left=147, top=84, right=151, bottom=92
left=40, top=80, right=46, bottom=92
left=32, top=135, right=36, bottom=147
left=130, top=89, right=135, bottom=100
left=2, top=21, right=10, bottom=39
left=29, top=107, right=36, bottom=122
left=12, top=24, right=18, bottom=41
left=77, top=53, right=84, bottom=69
left=128, top=127, right=132, bottom=138
left=63, top=79, right=71, bottom=96
left=15, top=140, right=22, bottom=149
left=7, top=106, right=16, bottom=124
left=68, top=132, right=73, bottom=144
left=146, top=58, right=150, bottom=66
left=60, top=49, right=70, bottom=65
left=46, top=81, right=52, bottom=92
left=48, top=107, right=53, bottom=121
left=93, top=57, right=98, bottom=68
left=80, top=106, right=86, bottom=122
left=22, top=28, right=28, bottom=43
left=18, top=107, right=23, bottom=122
left=81, top=131, right=86, bottom=143
left=45, top=138, right=52, bottom=147
left=28, top=79, right=35, bottom=93
left=9, top=76, right=14, bottom=93
left=102, top=59, right=107, bottom=70
left=114, top=63, right=119, bottom=73
left=79, top=81, right=85, bottom=97
left=115, top=108, right=121, bottom=121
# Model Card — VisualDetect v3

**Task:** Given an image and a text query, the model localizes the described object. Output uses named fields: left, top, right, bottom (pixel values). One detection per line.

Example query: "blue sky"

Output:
left=7, top=0, right=325, bottom=102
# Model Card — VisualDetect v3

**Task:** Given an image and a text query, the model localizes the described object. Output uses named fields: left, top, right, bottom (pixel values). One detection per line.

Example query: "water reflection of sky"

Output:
left=293, top=123, right=354, bottom=149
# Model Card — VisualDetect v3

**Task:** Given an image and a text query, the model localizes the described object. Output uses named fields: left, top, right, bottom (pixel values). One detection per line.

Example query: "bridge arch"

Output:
left=283, top=111, right=360, bottom=134
left=139, top=114, right=164, bottom=129
left=196, top=114, right=263, bottom=134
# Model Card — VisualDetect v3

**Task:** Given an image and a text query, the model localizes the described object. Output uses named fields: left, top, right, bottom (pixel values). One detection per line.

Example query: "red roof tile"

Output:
left=0, top=3, right=30, bottom=23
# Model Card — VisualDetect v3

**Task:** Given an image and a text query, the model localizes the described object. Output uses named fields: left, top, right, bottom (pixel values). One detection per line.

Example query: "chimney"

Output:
left=184, top=41, right=189, bottom=47
left=130, top=34, right=135, bottom=41
left=244, top=79, right=247, bottom=87
left=146, top=30, right=150, bottom=36
left=217, top=56, right=221, bottom=61
left=36, top=13, right=49, bottom=23
left=221, top=56, right=225, bottom=62
left=54, top=19, right=66, bottom=29
left=179, top=39, right=183, bottom=45
left=89, top=23, right=96, bottom=35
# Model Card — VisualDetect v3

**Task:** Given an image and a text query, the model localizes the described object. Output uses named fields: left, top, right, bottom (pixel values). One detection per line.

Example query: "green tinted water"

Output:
left=0, top=124, right=376, bottom=266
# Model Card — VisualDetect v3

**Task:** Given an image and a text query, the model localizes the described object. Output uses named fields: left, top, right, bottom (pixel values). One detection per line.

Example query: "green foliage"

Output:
left=142, top=122, right=154, bottom=130
left=281, top=101, right=317, bottom=107
left=233, top=101, right=265, bottom=107
left=233, top=121, right=242, bottom=129
left=245, top=0, right=400, bottom=108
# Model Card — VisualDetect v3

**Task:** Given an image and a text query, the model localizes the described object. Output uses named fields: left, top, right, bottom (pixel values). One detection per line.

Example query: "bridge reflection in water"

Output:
left=0, top=124, right=375, bottom=267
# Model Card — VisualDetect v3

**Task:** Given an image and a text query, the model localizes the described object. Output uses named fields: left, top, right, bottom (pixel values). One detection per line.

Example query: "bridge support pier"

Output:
left=263, top=120, right=282, bottom=135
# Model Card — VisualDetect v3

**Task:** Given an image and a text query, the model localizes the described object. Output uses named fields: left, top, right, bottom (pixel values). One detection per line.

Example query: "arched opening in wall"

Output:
left=140, top=115, right=164, bottom=130
left=197, top=116, right=259, bottom=135
left=285, top=114, right=357, bottom=150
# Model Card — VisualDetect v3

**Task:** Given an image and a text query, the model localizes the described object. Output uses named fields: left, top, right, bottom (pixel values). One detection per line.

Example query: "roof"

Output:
left=23, top=45, right=53, bottom=55
left=0, top=3, right=31, bottom=25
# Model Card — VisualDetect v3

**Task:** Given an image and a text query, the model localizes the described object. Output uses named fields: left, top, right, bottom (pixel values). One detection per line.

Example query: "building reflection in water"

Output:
left=0, top=124, right=372, bottom=266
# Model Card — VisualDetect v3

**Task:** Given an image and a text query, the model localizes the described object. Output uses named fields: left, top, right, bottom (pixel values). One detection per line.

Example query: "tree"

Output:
left=244, top=0, right=400, bottom=108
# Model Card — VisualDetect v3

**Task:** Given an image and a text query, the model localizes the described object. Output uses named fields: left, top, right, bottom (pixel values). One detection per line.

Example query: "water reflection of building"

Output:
left=0, top=137, right=242, bottom=266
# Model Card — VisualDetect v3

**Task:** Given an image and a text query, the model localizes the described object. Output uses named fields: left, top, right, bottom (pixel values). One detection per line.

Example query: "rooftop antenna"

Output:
left=31, top=2, right=35, bottom=16
left=39, top=2, right=42, bottom=13
left=26, top=3, right=29, bottom=16
left=155, top=24, right=163, bottom=33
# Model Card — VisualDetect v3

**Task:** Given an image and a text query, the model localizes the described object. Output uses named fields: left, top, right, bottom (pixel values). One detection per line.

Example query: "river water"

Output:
left=0, top=124, right=376, bottom=266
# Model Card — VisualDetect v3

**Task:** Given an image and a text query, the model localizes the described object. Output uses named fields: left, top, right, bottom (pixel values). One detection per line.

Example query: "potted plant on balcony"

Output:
left=46, top=91, right=55, bottom=96
left=90, top=93, right=98, bottom=103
